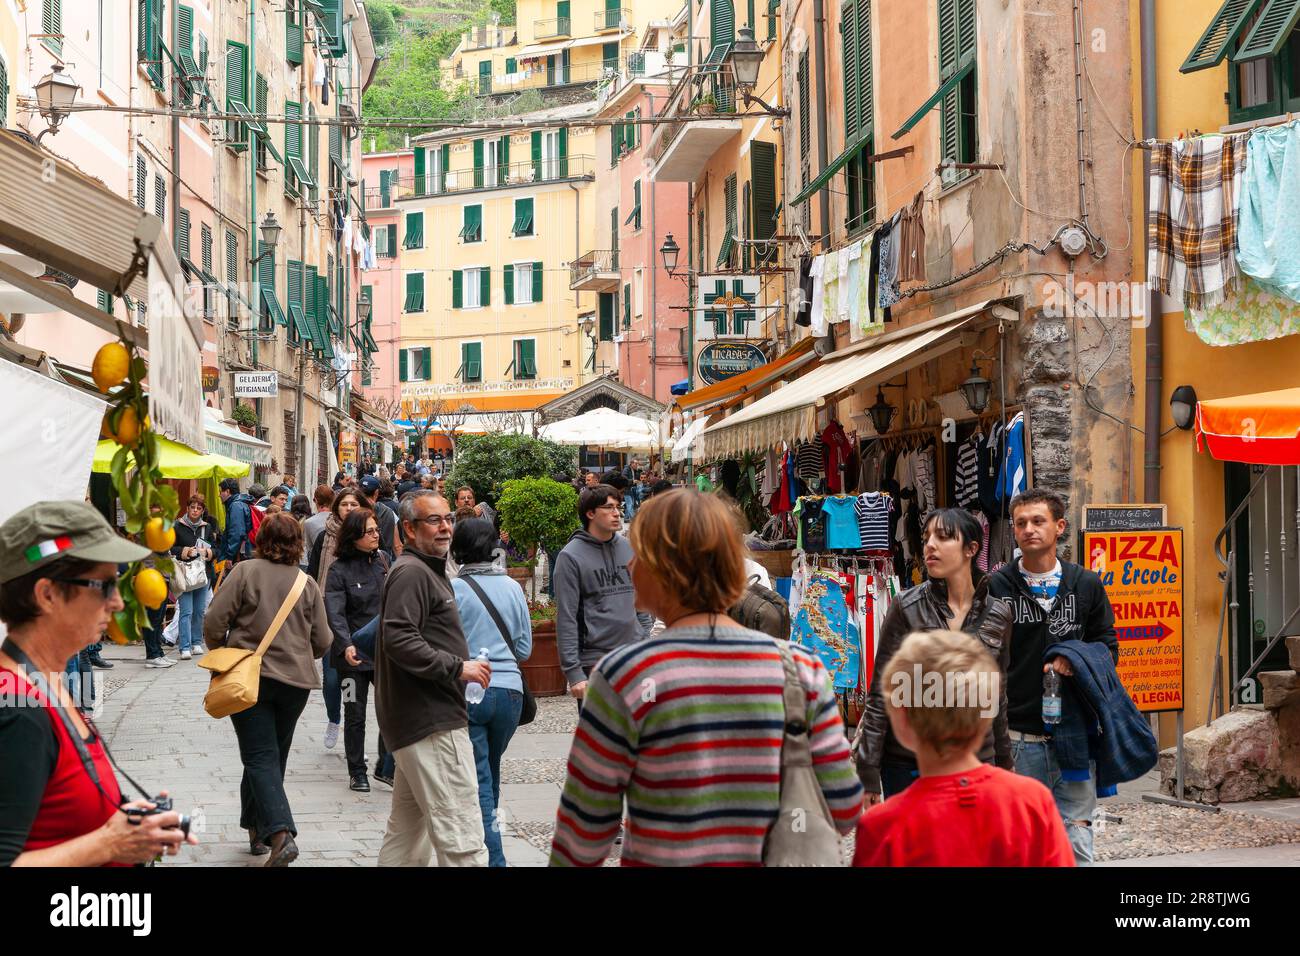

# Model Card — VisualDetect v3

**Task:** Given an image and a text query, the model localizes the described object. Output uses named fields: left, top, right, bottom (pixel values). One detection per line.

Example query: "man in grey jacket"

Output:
left=554, top=484, right=650, bottom=705
left=375, top=490, right=492, bottom=867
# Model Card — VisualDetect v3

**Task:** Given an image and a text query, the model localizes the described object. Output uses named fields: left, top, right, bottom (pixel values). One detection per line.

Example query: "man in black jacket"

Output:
left=988, top=488, right=1118, bottom=866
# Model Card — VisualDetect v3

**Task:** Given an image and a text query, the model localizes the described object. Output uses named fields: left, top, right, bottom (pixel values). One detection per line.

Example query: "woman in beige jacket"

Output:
left=204, top=513, right=333, bottom=866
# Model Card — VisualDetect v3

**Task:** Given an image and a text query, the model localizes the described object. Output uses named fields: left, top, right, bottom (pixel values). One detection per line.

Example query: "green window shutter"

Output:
left=767, top=0, right=777, bottom=39
left=748, top=0, right=755, bottom=30
left=177, top=6, right=196, bottom=72
left=452, top=270, right=463, bottom=309
left=399, top=348, right=408, bottom=381
left=473, top=139, right=484, bottom=188
left=602, top=41, right=618, bottom=70
left=532, top=131, right=542, bottom=179
left=97, top=289, right=112, bottom=313
left=957, top=0, right=976, bottom=63
left=308, top=104, right=319, bottom=198
left=422, top=347, right=431, bottom=378
left=598, top=292, right=614, bottom=340
left=858, top=0, right=873, bottom=139
left=512, top=197, right=534, bottom=235
left=287, top=3, right=303, bottom=65
left=532, top=260, right=543, bottom=302
left=557, top=0, right=570, bottom=32
left=284, top=101, right=301, bottom=159
left=1236, top=0, right=1300, bottom=61
left=711, top=0, right=735, bottom=50
left=226, top=41, right=248, bottom=107
left=634, top=179, right=641, bottom=229
left=414, top=148, right=426, bottom=193
left=558, top=127, right=569, bottom=177
left=499, top=135, right=510, bottom=176
left=751, top=140, right=778, bottom=262
left=1183, top=0, right=1263, bottom=72
left=504, top=264, right=515, bottom=304
left=506, top=56, right=517, bottom=73
left=0, top=54, right=8, bottom=127
left=479, top=59, right=492, bottom=94
left=480, top=267, right=491, bottom=307
left=726, top=173, right=738, bottom=264
left=843, top=0, right=860, bottom=145
left=404, top=212, right=424, bottom=249
left=521, top=339, right=537, bottom=378
left=177, top=208, right=191, bottom=261
left=623, top=282, right=631, bottom=328
left=464, top=342, right=482, bottom=381
left=201, top=223, right=213, bottom=274
left=938, top=0, right=960, bottom=165
left=440, top=145, right=450, bottom=191
left=386, top=223, right=397, bottom=254
left=798, top=52, right=810, bottom=179
left=379, top=169, right=390, bottom=206
left=43, top=0, right=62, bottom=55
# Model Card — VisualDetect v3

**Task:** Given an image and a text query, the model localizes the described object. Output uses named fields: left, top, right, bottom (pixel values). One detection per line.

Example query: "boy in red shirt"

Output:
left=853, top=630, right=1075, bottom=867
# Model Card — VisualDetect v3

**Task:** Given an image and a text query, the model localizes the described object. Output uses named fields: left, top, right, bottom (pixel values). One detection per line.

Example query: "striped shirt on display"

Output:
left=855, top=492, right=893, bottom=551
left=549, top=627, right=864, bottom=867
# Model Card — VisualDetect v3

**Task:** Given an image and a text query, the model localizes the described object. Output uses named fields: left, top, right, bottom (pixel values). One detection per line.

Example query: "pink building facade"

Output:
left=358, top=148, right=414, bottom=411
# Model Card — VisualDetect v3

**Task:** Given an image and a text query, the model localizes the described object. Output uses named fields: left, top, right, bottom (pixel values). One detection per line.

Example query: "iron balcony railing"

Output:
left=569, top=249, right=620, bottom=288
left=649, top=63, right=740, bottom=168
left=392, top=155, right=595, bottom=200
left=534, top=16, right=572, bottom=39
left=475, top=54, right=652, bottom=95
left=595, top=7, right=629, bottom=30
left=461, top=25, right=515, bottom=51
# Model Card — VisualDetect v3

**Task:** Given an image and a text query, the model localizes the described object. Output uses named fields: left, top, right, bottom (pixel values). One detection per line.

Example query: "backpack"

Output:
left=729, top=576, right=791, bottom=641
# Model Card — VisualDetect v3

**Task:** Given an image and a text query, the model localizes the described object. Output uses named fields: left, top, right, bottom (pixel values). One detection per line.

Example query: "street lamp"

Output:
left=728, top=28, right=788, bottom=116
left=958, top=359, right=993, bottom=415
left=868, top=387, right=897, bottom=435
left=250, top=211, right=282, bottom=266
left=660, top=233, right=680, bottom=275
left=1170, top=385, right=1198, bottom=431
left=33, top=64, right=82, bottom=143
left=357, top=289, right=372, bottom=322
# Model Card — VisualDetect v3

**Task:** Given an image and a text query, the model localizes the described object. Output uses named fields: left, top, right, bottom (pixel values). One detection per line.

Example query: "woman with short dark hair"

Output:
left=853, top=507, right=1014, bottom=803
left=203, top=512, right=333, bottom=865
left=450, top=517, right=531, bottom=867
left=171, top=493, right=216, bottom=661
left=324, top=509, right=389, bottom=792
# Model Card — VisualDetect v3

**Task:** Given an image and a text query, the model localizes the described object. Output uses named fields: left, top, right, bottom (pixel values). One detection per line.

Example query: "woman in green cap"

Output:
left=0, top=500, right=198, bottom=866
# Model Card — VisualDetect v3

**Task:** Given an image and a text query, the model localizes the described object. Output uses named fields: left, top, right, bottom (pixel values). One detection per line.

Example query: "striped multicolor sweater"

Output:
left=549, top=625, right=864, bottom=867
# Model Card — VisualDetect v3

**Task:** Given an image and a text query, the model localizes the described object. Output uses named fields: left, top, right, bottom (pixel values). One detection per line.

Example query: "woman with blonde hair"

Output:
left=549, top=489, right=863, bottom=867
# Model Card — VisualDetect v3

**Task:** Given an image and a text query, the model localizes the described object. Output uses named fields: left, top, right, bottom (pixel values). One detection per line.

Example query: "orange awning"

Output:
left=403, top=392, right=563, bottom=415
left=677, top=337, right=819, bottom=412
left=1196, top=387, right=1300, bottom=466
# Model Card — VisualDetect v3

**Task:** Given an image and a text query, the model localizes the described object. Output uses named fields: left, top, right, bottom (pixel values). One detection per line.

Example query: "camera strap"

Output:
left=2, top=640, right=152, bottom=808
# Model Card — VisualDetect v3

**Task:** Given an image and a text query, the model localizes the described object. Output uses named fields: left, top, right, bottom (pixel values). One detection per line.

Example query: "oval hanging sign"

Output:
left=697, top=343, right=766, bottom=386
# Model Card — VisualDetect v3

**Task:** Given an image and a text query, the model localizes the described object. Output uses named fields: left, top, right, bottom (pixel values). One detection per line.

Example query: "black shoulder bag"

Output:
left=460, top=574, right=536, bottom=725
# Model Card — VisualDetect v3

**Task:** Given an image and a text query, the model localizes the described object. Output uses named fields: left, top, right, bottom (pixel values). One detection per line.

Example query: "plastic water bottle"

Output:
left=1042, top=667, right=1063, bottom=725
left=465, top=649, right=490, bottom=704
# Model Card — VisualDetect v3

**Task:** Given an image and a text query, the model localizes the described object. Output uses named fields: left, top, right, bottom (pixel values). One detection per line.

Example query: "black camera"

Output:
left=129, top=795, right=192, bottom=838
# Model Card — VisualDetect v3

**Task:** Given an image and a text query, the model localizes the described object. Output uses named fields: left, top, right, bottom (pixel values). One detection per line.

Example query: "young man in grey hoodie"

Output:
left=555, top=483, right=651, bottom=705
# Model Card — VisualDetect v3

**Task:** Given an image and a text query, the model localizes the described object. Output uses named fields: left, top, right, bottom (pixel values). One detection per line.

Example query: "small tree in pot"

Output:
left=496, top=477, right=580, bottom=572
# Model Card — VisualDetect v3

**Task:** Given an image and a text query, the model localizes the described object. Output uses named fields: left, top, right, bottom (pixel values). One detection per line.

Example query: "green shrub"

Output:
left=447, top=433, right=576, bottom=506
left=496, top=478, right=579, bottom=559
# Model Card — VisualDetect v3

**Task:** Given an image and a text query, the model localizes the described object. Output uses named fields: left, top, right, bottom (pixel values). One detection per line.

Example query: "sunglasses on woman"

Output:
left=54, top=577, right=119, bottom=601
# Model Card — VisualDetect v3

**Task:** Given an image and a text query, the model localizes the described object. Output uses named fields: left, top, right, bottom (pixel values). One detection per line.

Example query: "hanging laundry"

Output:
left=878, top=214, right=902, bottom=309
left=1237, top=121, right=1300, bottom=305
left=322, top=62, right=331, bottom=104
left=794, top=257, right=813, bottom=326
left=1146, top=132, right=1249, bottom=311
left=896, top=190, right=927, bottom=283
left=352, top=224, right=366, bottom=257
left=314, top=51, right=326, bottom=88
left=834, top=245, right=853, bottom=324
left=855, top=492, right=893, bottom=551
left=759, top=447, right=780, bottom=499
left=869, top=227, right=889, bottom=328
left=341, top=213, right=353, bottom=253
left=822, top=496, right=862, bottom=550
left=791, top=569, right=861, bottom=692
left=1186, top=274, right=1300, bottom=346
left=809, top=254, right=828, bottom=336
left=822, top=249, right=841, bottom=327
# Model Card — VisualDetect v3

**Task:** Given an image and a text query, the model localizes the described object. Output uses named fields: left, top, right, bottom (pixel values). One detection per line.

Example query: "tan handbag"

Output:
left=198, top=571, right=309, bottom=719
left=761, top=640, right=845, bottom=867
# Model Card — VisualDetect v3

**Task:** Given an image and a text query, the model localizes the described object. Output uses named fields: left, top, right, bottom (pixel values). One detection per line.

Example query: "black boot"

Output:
left=88, top=652, right=113, bottom=669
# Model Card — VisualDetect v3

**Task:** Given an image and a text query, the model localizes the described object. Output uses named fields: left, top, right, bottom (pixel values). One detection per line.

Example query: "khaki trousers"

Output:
left=378, top=726, right=489, bottom=867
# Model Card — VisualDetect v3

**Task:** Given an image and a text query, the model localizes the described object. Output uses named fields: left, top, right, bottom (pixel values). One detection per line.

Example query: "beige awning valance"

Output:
left=697, top=304, right=998, bottom=460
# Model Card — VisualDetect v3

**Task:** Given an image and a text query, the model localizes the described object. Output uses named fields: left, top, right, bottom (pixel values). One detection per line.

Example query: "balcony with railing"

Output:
left=393, top=155, right=595, bottom=201
left=534, top=16, right=572, bottom=39
left=595, top=7, right=629, bottom=31
left=460, top=23, right=516, bottom=52
left=569, top=249, right=621, bottom=292
left=649, top=60, right=743, bottom=183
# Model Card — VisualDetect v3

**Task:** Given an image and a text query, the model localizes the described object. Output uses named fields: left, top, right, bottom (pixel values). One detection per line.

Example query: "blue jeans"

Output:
left=177, top=586, right=210, bottom=652
left=881, top=762, right=920, bottom=799
left=322, top=655, right=342, bottom=726
left=1012, top=738, right=1095, bottom=866
left=467, top=687, right=523, bottom=867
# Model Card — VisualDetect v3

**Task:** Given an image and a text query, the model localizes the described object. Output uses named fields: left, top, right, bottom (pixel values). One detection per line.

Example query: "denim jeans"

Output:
left=466, top=687, right=523, bottom=867
left=230, top=677, right=310, bottom=843
left=177, top=586, right=210, bottom=652
left=1012, top=738, right=1095, bottom=866
left=142, top=603, right=166, bottom=661
left=321, top=654, right=342, bottom=726
left=65, top=649, right=95, bottom=709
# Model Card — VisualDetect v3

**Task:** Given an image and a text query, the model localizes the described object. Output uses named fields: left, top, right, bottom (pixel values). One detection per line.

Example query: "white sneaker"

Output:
left=324, top=722, right=340, bottom=749
left=145, top=658, right=172, bottom=668
left=180, top=649, right=192, bottom=660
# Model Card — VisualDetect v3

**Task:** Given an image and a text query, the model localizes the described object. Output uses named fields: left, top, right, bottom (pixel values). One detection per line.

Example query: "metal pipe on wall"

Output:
left=1140, top=0, right=1161, bottom=504
left=812, top=0, right=830, bottom=246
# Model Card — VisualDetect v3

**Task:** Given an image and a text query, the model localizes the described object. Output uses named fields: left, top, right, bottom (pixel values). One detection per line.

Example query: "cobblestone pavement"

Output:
left=93, top=646, right=1300, bottom=867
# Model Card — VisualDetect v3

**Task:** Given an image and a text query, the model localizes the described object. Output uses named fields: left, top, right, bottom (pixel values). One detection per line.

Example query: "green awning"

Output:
left=892, top=57, right=974, bottom=140
left=788, top=137, right=868, bottom=207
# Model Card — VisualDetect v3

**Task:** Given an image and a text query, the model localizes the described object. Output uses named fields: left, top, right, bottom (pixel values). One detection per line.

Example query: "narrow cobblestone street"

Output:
left=94, top=645, right=1300, bottom=867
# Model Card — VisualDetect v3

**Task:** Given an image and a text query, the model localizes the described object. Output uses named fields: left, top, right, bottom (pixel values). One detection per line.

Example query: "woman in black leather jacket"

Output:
left=323, top=508, right=389, bottom=794
left=853, top=508, right=1013, bottom=802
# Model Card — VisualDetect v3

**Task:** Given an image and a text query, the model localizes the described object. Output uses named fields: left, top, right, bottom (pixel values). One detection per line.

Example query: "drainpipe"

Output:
left=249, top=0, right=259, bottom=392
left=648, top=90, right=658, bottom=401
left=171, top=4, right=182, bottom=283
left=686, top=5, right=695, bottom=390
left=812, top=0, right=830, bottom=245
left=1071, top=0, right=1091, bottom=233
left=294, top=48, right=308, bottom=478
left=1141, top=0, right=1160, bottom=503
left=567, top=179, right=583, bottom=377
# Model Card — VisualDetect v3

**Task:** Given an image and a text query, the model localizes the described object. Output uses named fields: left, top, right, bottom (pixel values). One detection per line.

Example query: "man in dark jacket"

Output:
left=217, top=478, right=255, bottom=563
left=375, top=490, right=490, bottom=866
left=554, top=484, right=650, bottom=707
left=988, top=488, right=1118, bottom=866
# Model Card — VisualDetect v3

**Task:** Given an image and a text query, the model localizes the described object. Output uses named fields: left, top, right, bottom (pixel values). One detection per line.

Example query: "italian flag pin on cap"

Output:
left=24, top=536, right=74, bottom=564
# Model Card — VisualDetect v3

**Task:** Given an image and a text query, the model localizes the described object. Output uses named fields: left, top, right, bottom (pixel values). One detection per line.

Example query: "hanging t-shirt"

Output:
left=771, top=449, right=794, bottom=514
left=759, top=448, right=780, bottom=499
left=855, top=492, right=893, bottom=551
left=821, top=421, right=854, bottom=493
left=809, top=255, right=828, bottom=336
left=1022, top=559, right=1062, bottom=613
left=955, top=435, right=981, bottom=508
left=822, top=497, right=862, bottom=550
left=913, top=444, right=937, bottom=515
left=794, top=497, right=829, bottom=553
left=1001, top=412, right=1027, bottom=501
left=796, top=438, right=824, bottom=481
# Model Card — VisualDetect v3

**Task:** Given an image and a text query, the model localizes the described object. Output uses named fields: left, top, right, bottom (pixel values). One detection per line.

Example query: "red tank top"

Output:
left=2, top=667, right=125, bottom=863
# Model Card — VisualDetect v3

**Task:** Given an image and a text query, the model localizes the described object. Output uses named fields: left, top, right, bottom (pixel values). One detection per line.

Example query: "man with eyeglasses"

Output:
left=554, top=484, right=649, bottom=710
left=374, top=491, right=490, bottom=866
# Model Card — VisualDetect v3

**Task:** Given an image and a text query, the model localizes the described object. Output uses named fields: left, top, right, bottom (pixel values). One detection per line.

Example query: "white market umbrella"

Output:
left=538, top=407, right=660, bottom=453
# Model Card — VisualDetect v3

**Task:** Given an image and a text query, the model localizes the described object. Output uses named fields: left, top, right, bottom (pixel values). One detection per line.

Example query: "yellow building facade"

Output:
left=1130, top=0, right=1300, bottom=737
left=395, top=102, right=600, bottom=421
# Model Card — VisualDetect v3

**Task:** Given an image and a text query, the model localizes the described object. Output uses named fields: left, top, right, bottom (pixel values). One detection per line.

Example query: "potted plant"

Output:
left=523, top=601, right=565, bottom=696
left=693, top=92, right=717, bottom=116
left=231, top=403, right=258, bottom=436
